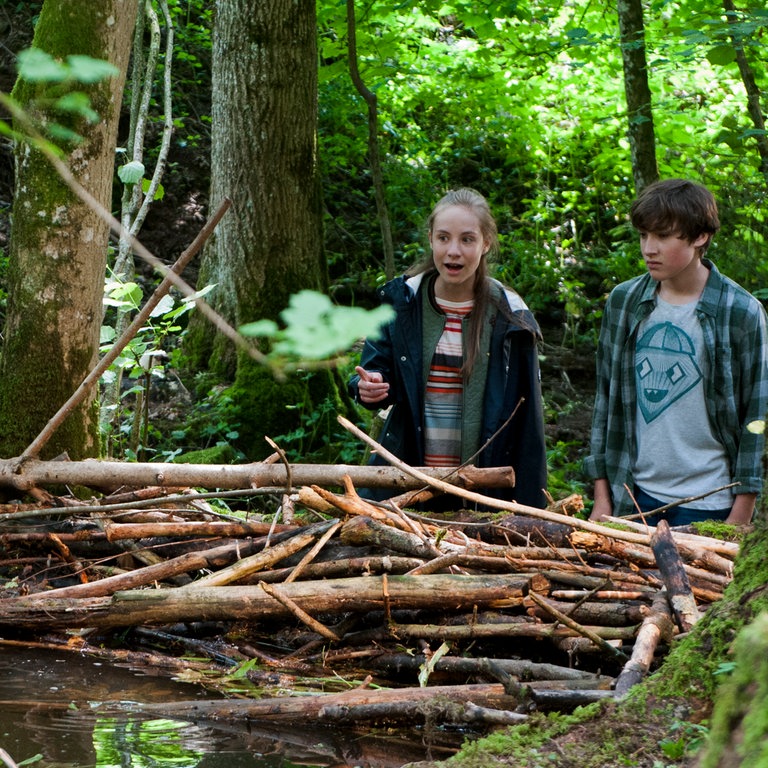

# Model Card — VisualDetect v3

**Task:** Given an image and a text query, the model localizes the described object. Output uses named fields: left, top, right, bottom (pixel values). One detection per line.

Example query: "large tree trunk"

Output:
left=616, top=0, right=658, bottom=192
left=183, top=0, right=338, bottom=459
left=0, top=0, right=138, bottom=460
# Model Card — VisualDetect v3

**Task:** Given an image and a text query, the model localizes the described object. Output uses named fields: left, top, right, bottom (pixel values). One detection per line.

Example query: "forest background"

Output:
left=0, top=0, right=766, bottom=511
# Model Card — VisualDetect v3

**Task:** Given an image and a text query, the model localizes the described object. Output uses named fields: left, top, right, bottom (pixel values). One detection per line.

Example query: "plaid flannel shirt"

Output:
left=583, top=260, right=768, bottom=516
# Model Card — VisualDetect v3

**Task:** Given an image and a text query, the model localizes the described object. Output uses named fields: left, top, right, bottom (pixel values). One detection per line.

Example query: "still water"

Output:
left=0, top=646, right=463, bottom=768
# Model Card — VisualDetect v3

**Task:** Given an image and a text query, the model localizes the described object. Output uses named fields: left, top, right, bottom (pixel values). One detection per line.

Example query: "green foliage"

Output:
left=100, top=275, right=194, bottom=460
left=317, top=0, right=768, bottom=332
left=240, top=289, right=394, bottom=363
left=6, top=47, right=119, bottom=146
left=659, top=720, right=709, bottom=760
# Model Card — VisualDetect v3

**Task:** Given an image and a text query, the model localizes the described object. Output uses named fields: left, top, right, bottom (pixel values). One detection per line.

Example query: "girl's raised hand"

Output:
left=355, top=366, right=390, bottom=404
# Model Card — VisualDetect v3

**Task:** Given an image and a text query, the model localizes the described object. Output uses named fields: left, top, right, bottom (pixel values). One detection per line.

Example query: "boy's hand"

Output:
left=355, top=366, right=390, bottom=404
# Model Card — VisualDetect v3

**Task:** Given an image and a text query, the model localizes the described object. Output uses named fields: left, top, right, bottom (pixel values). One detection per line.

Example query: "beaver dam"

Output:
left=0, top=435, right=736, bottom=755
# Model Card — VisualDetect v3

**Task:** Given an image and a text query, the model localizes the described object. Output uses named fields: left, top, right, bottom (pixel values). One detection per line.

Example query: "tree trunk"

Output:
left=0, top=0, right=138, bottom=460
left=722, top=0, right=768, bottom=178
left=183, top=0, right=339, bottom=460
left=616, top=0, right=658, bottom=192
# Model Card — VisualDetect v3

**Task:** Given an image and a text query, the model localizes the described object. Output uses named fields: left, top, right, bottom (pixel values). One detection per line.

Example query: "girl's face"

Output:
left=429, top=204, right=489, bottom=301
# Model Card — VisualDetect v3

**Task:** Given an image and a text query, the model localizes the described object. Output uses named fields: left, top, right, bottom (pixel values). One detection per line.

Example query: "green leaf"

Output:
left=17, top=48, right=68, bottom=82
left=54, top=92, right=98, bottom=122
left=149, top=294, right=175, bottom=318
left=274, top=290, right=394, bottom=360
left=239, top=319, right=279, bottom=337
left=100, top=325, right=116, bottom=344
left=107, top=281, right=143, bottom=310
left=66, top=55, right=119, bottom=83
left=706, top=45, right=736, bottom=66
left=142, top=177, right=165, bottom=200
left=45, top=122, right=83, bottom=143
left=118, top=160, right=146, bottom=185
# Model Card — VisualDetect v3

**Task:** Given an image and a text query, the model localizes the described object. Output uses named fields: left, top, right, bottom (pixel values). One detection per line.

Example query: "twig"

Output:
left=621, top=483, right=740, bottom=522
left=528, top=591, right=629, bottom=662
left=284, top=520, right=342, bottom=584
left=259, top=581, right=340, bottom=642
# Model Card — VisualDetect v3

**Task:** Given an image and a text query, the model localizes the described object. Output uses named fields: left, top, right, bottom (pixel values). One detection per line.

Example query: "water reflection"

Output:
left=0, top=647, right=463, bottom=767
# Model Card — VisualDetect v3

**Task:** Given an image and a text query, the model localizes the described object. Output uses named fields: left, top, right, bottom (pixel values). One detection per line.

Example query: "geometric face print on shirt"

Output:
left=635, top=321, right=703, bottom=423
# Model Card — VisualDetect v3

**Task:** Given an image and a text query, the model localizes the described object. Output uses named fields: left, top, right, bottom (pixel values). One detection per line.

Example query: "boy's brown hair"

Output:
left=630, top=178, right=721, bottom=255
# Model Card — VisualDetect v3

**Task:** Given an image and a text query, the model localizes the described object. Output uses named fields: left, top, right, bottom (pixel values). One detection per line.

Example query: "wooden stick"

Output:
left=614, top=590, right=675, bottom=697
left=259, top=581, right=340, bottom=642
left=184, top=522, right=334, bottom=587
left=283, top=520, right=342, bottom=584
left=527, top=591, right=630, bottom=662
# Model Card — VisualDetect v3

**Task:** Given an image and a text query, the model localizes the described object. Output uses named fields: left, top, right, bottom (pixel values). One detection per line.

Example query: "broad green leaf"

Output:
left=100, top=325, right=116, bottom=344
left=17, top=48, right=68, bottom=82
left=66, top=55, right=119, bottom=83
left=182, top=283, right=217, bottom=303
left=118, top=160, right=146, bottom=185
left=108, top=281, right=143, bottom=309
left=706, top=45, right=736, bottom=66
left=149, top=294, right=175, bottom=318
left=239, top=291, right=393, bottom=361
left=239, top=319, right=279, bottom=337
left=54, top=92, right=98, bottom=122
left=142, top=177, right=165, bottom=200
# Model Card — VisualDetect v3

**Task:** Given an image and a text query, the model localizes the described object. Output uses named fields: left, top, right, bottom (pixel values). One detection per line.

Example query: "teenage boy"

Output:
left=585, top=179, right=768, bottom=525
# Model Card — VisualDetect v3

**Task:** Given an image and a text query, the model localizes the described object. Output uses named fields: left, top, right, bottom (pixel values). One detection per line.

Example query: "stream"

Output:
left=0, top=646, right=465, bottom=768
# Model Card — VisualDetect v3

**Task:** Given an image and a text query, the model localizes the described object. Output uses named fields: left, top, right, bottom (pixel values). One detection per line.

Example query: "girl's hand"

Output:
left=355, top=366, right=390, bottom=404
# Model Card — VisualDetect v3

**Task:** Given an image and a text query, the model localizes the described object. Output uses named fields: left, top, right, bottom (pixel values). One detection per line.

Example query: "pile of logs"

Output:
left=0, top=441, right=739, bottom=732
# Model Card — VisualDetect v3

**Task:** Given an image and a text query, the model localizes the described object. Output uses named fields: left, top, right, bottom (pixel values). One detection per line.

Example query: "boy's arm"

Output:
left=726, top=493, right=756, bottom=526
left=589, top=478, right=613, bottom=521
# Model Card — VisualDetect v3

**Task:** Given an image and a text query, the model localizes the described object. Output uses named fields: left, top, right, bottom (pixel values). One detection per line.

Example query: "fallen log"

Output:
left=98, top=682, right=523, bottom=725
left=0, top=458, right=515, bottom=495
left=366, top=652, right=613, bottom=684
left=0, top=573, right=531, bottom=630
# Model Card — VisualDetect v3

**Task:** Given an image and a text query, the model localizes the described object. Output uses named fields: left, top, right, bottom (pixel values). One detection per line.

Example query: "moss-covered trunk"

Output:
left=184, top=0, right=338, bottom=459
left=0, top=0, right=138, bottom=460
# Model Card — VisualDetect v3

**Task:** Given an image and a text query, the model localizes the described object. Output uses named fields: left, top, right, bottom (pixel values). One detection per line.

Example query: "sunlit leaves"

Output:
left=240, top=290, right=394, bottom=361
left=17, top=48, right=118, bottom=84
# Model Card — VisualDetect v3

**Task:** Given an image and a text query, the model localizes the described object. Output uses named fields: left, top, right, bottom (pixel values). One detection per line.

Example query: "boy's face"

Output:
left=638, top=229, right=709, bottom=284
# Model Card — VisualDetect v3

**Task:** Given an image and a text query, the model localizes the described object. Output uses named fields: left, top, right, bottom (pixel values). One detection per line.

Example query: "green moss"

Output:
left=173, top=445, right=238, bottom=465
left=227, top=355, right=341, bottom=461
left=690, top=520, right=744, bottom=543
left=650, top=519, right=768, bottom=701
left=699, top=612, right=768, bottom=767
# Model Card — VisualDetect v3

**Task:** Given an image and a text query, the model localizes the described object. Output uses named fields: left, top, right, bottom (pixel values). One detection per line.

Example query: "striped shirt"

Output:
left=424, top=297, right=473, bottom=466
